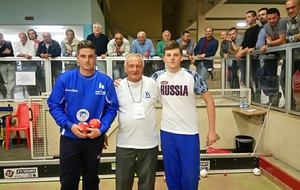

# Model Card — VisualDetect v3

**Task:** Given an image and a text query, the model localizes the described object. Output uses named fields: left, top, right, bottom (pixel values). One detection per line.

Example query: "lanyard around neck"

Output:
left=127, top=78, right=143, bottom=103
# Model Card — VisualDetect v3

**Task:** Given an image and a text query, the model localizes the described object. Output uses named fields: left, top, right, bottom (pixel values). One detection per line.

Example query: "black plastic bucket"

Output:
left=235, top=135, right=254, bottom=153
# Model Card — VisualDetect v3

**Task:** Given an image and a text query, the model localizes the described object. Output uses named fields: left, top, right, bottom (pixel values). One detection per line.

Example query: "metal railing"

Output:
left=0, top=42, right=300, bottom=116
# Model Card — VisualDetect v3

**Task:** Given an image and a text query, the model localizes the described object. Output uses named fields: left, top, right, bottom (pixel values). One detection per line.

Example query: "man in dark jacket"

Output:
left=194, top=26, right=219, bottom=82
left=37, top=32, right=61, bottom=86
left=0, top=33, right=15, bottom=99
left=86, top=23, right=109, bottom=74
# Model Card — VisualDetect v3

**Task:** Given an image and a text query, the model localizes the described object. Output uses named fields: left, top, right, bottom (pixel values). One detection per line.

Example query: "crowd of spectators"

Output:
left=1, top=0, right=300, bottom=109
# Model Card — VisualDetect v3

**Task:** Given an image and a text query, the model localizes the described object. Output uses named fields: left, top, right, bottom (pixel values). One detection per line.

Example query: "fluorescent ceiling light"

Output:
left=33, top=25, right=65, bottom=33
left=237, top=22, right=247, bottom=27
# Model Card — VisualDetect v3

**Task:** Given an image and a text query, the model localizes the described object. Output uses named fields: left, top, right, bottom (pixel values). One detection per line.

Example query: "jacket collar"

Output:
left=42, top=40, right=52, bottom=47
left=63, top=38, right=79, bottom=46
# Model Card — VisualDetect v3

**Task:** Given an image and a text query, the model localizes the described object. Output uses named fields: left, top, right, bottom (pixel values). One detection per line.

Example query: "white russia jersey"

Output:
left=116, top=76, right=159, bottom=149
left=152, top=68, right=208, bottom=134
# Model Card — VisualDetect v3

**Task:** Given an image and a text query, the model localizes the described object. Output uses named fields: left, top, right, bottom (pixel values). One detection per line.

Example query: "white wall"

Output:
left=0, top=0, right=92, bottom=25
left=90, top=0, right=106, bottom=34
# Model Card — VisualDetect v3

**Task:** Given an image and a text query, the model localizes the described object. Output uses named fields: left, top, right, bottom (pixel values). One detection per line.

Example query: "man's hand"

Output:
left=235, top=52, right=242, bottom=59
left=71, top=124, right=89, bottom=138
left=3, top=48, right=11, bottom=54
left=206, top=131, right=219, bottom=146
left=223, top=53, right=229, bottom=58
left=181, top=41, right=188, bottom=47
left=114, top=78, right=122, bottom=87
left=101, top=54, right=106, bottom=59
left=248, top=48, right=255, bottom=54
left=197, top=54, right=205, bottom=58
left=87, top=127, right=101, bottom=139
left=225, top=36, right=232, bottom=42
left=260, top=45, right=268, bottom=53
left=295, top=33, right=300, bottom=41
left=189, top=55, right=195, bottom=64
left=24, top=54, right=32, bottom=59
left=116, top=49, right=121, bottom=54
left=103, top=134, right=108, bottom=149
left=266, top=39, right=271, bottom=46
left=66, top=50, right=71, bottom=55
left=40, top=53, right=50, bottom=59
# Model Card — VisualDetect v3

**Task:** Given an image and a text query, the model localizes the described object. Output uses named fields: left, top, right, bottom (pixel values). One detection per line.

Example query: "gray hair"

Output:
left=42, top=32, right=51, bottom=37
left=137, top=31, right=146, bottom=38
left=124, top=53, right=145, bottom=67
left=93, top=23, right=102, bottom=28
left=162, top=30, right=171, bottom=37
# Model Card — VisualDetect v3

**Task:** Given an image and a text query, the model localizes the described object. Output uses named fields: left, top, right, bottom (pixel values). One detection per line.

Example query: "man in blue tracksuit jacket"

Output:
left=47, top=40, right=119, bottom=190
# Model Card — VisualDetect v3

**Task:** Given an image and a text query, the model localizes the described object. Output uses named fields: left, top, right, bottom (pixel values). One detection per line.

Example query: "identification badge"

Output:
left=133, top=103, right=145, bottom=119
left=182, top=50, right=187, bottom=54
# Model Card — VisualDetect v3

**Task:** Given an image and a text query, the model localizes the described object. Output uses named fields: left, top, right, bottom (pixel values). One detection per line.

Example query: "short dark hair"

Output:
left=27, top=29, right=38, bottom=40
left=163, top=40, right=182, bottom=55
left=267, top=8, right=280, bottom=16
left=258, top=7, right=268, bottom=13
left=77, top=40, right=96, bottom=54
left=181, top=30, right=190, bottom=36
left=246, top=10, right=257, bottom=17
left=229, top=27, right=238, bottom=32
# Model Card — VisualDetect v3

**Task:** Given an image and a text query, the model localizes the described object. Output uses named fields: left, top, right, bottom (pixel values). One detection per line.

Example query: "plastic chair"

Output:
left=5, top=103, right=31, bottom=150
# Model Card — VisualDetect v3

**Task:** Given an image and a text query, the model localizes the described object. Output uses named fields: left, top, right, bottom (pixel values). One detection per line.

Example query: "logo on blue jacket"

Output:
left=77, top=109, right=89, bottom=121
left=96, top=82, right=106, bottom=95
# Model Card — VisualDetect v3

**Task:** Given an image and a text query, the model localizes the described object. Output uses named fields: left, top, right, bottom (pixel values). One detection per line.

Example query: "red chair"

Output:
left=5, top=103, right=31, bottom=150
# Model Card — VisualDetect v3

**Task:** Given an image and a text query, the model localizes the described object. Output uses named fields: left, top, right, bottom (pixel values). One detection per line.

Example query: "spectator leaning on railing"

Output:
left=107, top=32, right=130, bottom=80
left=260, top=8, right=287, bottom=107
left=36, top=32, right=62, bottom=86
left=61, top=28, right=80, bottom=71
left=286, top=0, right=300, bottom=110
left=176, top=30, right=194, bottom=70
left=226, top=27, right=244, bottom=89
left=0, top=33, right=15, bottom=99
left=15, top=32, right=39, bottom=96
left=194, top=26, right=219, bottom=82
left=131, top=31, right=156, bottom=77
left=86, top=23, right=109, bottom=74
left=247, top=8, right=280, bottom=105
left=156, top=30, right=171, bottom=71
left=235, top=10, right=260, bottom=86
left=28, top=29, right=45, bottom=93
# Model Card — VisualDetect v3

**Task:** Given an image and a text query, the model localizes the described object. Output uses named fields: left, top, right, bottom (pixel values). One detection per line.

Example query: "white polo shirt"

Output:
left=116, top=76, right=159, bottom=149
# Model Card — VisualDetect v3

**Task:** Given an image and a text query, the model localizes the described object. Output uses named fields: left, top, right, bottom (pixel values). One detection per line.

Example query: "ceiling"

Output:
left=187, top=0, right=286, bottom=33
left=0, top=25, right=84, bottom=43
left=0, top=0, right=287, bottom=43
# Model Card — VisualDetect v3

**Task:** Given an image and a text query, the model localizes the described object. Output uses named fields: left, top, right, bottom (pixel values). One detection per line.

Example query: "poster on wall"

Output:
left=4, top=167, right=38, bottom=179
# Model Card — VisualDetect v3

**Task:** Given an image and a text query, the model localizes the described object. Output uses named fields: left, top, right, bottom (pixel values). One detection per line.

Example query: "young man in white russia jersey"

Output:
left=152, top=40, right=218, bottom=190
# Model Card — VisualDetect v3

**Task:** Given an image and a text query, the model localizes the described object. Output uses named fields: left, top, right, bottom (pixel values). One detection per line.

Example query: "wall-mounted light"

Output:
left=237, top=22, right=247, bottom=27
left=33, top=25, right=66, bottom=33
